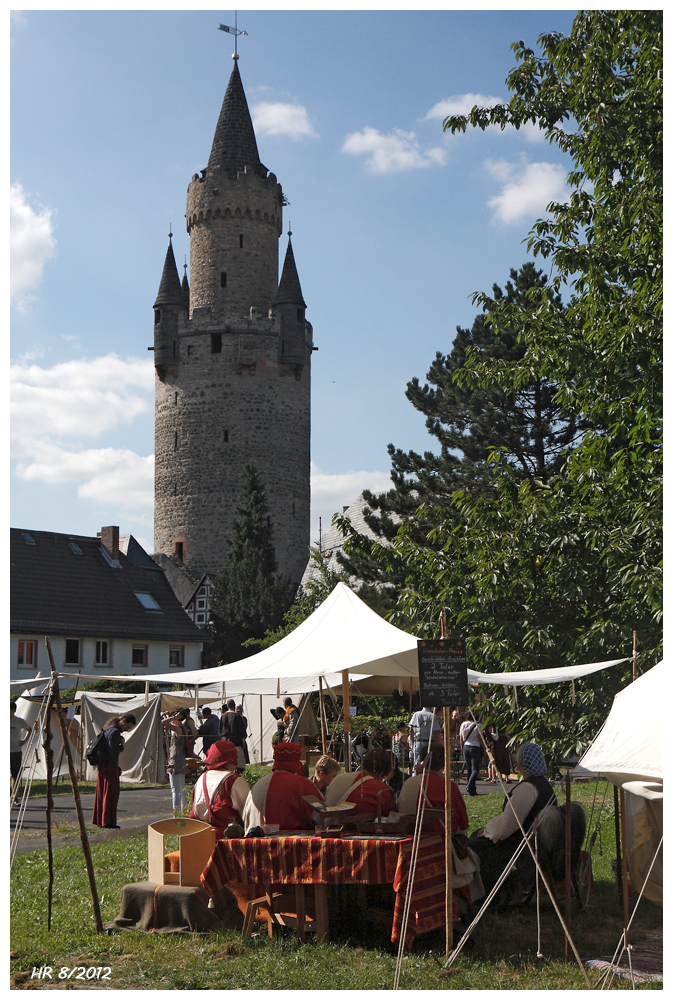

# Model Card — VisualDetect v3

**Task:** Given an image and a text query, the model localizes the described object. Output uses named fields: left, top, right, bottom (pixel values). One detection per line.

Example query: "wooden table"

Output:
left=201, top=832, right=451, bottom=949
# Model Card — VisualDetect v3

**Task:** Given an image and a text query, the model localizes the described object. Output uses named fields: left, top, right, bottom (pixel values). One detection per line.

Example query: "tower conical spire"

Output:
left=207, top=61, right=262, bottom=174
left=275, top=233, right=306, bottom=307
left=154, top=236, right=184, bottom=307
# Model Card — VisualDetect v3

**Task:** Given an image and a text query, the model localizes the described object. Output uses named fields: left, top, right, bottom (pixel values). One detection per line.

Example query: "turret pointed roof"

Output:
left=274, top=234, right=306, bottom=308
left=154, top=238, right=184, bottom=308
left=208, top=61, right=262, bottom=174
left=181, top=265, right=190, bottom=310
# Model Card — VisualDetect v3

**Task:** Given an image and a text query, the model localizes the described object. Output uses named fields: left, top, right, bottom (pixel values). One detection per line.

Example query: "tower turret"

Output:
left=153, top=235, right=186, bottom=379
left=275, top=233, right=310, bottom=366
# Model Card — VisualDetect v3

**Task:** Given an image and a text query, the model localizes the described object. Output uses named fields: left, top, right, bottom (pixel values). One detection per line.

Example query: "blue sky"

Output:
left=10, top=7, right=578, bottom=554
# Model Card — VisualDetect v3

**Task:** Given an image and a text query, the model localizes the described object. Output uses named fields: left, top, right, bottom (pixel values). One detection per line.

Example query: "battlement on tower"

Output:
left=186, top=169, right=282, bottom=236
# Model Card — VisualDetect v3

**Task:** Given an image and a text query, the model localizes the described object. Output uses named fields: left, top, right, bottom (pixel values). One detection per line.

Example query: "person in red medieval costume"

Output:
left=189, top=739, right=251, bottom=838
left=397, top=744, right=484, bottom=910
left=323, top=747, right=396, bottom=818
left=242, top=742, right=323, bottom=832
left=91, top=713, right=136, bottom=829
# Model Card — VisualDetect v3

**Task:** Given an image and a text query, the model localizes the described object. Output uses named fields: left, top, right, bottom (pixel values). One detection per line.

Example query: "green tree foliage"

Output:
left=209, top=462, right=298, bottom=663
left=339, top=10, right=662, bottom=765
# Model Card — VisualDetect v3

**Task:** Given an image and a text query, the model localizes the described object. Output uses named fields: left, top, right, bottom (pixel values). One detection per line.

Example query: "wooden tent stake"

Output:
left=45, top=637, right=104, bottom=933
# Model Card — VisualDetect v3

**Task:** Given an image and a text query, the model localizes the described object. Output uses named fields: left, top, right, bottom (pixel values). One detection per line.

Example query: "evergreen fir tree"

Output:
left=338, top=263, right=583, bottom=585
left=208, top=462, right=298, bottom=663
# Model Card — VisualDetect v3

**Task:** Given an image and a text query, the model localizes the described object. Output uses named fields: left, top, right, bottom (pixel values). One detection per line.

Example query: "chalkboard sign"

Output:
left=417, top=638, right=469, bottom=707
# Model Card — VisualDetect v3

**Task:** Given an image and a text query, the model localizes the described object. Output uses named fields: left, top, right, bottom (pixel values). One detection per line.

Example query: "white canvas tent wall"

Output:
left=80, top=693, right=167, bottom=783
left=15, top=695, right=80, bottom=781
left=573, top=662, right=663, bottom=903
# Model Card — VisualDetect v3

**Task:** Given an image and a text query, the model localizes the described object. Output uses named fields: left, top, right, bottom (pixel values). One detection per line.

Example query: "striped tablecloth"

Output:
left=201, top=833, right=452, bottom=949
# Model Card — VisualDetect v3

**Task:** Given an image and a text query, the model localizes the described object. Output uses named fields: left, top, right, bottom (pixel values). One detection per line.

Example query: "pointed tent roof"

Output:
left=275, top=234, right=306, bottom=308
left=154, top=238, right=184, bottom=308
left=208, top=61, right=262, bottom=174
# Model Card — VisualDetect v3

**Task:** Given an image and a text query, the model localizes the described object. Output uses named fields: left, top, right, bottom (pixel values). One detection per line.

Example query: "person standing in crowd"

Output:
left=163, top=709, right=190, bottom=817
left=408, top=706, right=441, bottom=774
left=219, top=699, right=247, bottom=770
left=270, top=707, right=287, bottom=746
left=324, top=747, right=396, bottom=818
left=190, top=739, right=250, bottom=839
left=235, top=704, right=250, bottom=765
left=10, top=702, right=31, bottom=789
left=391, top=724, right=412, bottom=775
left=309, top=755, right=341, bottom=795
left=91, top=713, right=136, bottom=828
left=196, top=707, right=220, bottom=754
left=469, top=743, right=556, bottom=897
left=242, top=742, right=322, bottom=832
left=282, top=697, right=300, bottom=742
left=460, top=715, right=485, bottom=796
left=182, top=707, right=196, bottom=753
left=484, top=721, right=512, bottom=784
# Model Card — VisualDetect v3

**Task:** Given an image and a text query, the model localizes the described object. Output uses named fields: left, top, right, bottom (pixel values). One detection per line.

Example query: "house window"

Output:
left=239, top=234, right=244, bottom=248
left=132, top=645, right=148, bottom=668
left=222, top=429, right=229, bottom=442
left=154, top=308, right=161, bottom=325
left=174, top=541, right=184, bottom=561
left=220, top=272, right=227, bottom=288
left=195, top=613, right=206, bottom=625
left=211, top=333, right=222, bottom=353
left=134, top=591, right=161, bottom=610
left=65, top=638, right=80, bottom=665
left=17, top=640, right=37, bottom=669
left=95, top=641, right=109, bottom=667
left=169, top=645, right=184, bottom=668
left=196, top=598, right=206, bottom=611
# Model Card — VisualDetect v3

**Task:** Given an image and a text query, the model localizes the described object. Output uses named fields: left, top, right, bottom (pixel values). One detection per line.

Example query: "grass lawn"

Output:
left=10, top=781, right=662, bottom=990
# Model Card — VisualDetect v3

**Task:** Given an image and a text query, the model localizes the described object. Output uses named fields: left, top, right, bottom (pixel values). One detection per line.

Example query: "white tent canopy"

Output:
left=14, top=583, right=628, bottom=697
left=573, top=661, right=663, bottom=791
left=573, top=662, right=663, bottom=905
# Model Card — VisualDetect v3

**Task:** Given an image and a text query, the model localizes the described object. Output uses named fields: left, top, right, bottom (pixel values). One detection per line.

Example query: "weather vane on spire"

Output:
left=219, top=12, right=247, bottom=60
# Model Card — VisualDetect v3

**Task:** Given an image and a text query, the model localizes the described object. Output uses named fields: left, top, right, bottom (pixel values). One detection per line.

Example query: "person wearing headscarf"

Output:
left=324, top=747, right=395, bottom=818
left=468, top=742, right=556, bottom=898
left=189, top=739, right=251, bottom=839
left=242, top=742, right=323, bottom=832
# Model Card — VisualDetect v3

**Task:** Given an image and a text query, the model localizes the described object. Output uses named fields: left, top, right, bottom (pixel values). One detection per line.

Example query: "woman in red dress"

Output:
left=91, top=713, right=136, bottom=829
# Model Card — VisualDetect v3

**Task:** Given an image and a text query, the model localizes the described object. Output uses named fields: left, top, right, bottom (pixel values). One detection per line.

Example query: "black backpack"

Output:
left=85, top=730, right=110, bottom=767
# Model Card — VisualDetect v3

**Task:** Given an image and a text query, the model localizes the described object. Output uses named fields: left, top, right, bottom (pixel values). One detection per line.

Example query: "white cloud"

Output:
left=309, top=462, right=391, bottom=543
left=252, top=101, right=317, bottom=139
left=11, top=354, right=155, bottom=512
left=484, top=158, right=568, bottom=225
left=425, top=94, right=547, bottom=144
left=342, top=127, right=446, bottom=174
left=10, top=182, right=57, bottom=309
left=425, top=92, right=503, bottom=121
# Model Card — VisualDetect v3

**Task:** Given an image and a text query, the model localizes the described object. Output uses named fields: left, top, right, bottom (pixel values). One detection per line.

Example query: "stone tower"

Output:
left=152, top=57, right=313, bottom=583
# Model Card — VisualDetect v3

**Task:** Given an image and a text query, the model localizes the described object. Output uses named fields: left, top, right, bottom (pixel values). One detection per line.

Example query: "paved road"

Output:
left=10, top=785, right=176, bottom=855
left=10, top=776, right=501, bottom=855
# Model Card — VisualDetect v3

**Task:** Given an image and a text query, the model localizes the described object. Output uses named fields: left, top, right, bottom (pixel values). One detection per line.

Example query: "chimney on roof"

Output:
left=99, top=526, right=120, bottom=562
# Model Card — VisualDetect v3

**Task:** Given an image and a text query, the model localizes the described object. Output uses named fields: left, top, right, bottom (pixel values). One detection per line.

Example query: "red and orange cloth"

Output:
left=201, top=833, right=454, bottom=950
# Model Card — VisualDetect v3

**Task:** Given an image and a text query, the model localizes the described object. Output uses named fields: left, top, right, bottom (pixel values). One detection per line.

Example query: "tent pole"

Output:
left=259, top=695, right=263, bottom=765
left=613, top=784, right=623, bottom=910
left=632, top=631, right=637, bottom=683
left=438, top=610, right=453, bottom=955
left=318, top=676, right=327, bottom=754
left=45, top=637, right=104, bottom=934
left=565, top=768, right=572, bottom=960
left=342, top=670, right=351, bottom=772
left=619, top=789, right=630, bottom=945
